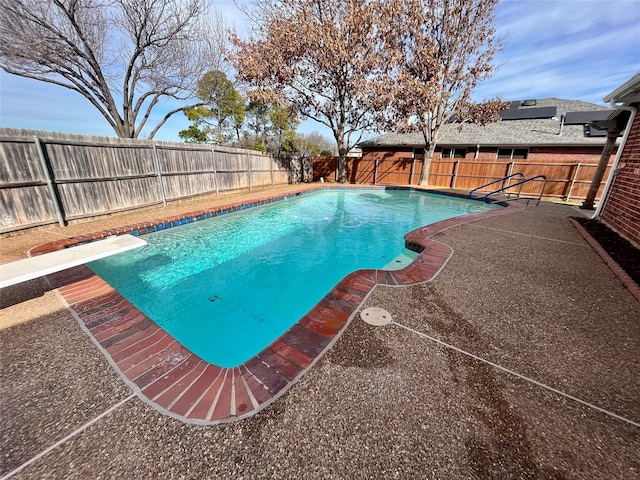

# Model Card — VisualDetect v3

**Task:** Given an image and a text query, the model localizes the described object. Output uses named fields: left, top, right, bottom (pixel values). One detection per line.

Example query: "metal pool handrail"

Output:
left=469, top=172, right=525, bottom=200
left=482, top=175, right=548, bottom=206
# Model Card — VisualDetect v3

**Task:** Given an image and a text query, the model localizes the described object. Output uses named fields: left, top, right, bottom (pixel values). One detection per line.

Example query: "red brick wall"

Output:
left=527, top=146, right=604, bottom=164
left=600, top=108, right=640, bottom=247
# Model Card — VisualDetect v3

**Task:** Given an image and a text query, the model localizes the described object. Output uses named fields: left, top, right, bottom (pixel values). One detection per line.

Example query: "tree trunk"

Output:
left=418, top=142, right=437, bottom=186
left=334, top=128, right=349, bottom=183
left=337, top=146, right=348, bottom=183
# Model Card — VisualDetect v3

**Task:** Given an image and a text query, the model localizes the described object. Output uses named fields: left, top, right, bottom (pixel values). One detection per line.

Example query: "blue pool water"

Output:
left=88, top=189, right=498, bottom=366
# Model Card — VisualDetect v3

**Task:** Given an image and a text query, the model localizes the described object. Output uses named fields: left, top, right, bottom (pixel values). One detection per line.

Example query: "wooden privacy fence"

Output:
left=0, top=129, right=289, bottom=233
left=313, top=156, right=610, bottom=202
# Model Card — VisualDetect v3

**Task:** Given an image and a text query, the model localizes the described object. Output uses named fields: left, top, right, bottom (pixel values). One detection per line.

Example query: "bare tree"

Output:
left=0, top=0, right=227, bottom=138
left=230, top=0, right=393, bottom=183
left=295, top=132, right=336, bottom=158
left=389, top=0, right=507, bottom=185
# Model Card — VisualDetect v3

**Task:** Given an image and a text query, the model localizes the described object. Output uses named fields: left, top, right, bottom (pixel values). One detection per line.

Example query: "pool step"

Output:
left=383, top=249, right=419, bottom=271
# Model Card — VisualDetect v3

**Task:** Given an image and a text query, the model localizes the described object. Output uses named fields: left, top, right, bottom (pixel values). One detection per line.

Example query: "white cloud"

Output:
left=473, top=0, right=640, bottom=104
left=1, top=0, right=639, bottom=139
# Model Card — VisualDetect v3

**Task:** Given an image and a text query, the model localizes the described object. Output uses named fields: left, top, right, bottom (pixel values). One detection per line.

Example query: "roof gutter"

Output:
left=361, top=139, right=614, bottom=149
left=603, top=73, right=640, bottom=105
left=593, top=104, right=637, bottom=219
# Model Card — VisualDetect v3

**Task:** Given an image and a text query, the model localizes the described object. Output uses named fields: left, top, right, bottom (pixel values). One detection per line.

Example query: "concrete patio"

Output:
left=1, top=187, right=638, bottom=479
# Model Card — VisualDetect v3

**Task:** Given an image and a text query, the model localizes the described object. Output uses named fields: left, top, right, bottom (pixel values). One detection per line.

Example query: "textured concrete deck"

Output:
left=1, top=186, right=638, bottom=479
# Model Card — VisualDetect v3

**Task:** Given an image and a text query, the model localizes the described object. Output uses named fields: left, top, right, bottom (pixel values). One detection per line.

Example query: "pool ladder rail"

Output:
left=469, top=173, right=548, bottom=206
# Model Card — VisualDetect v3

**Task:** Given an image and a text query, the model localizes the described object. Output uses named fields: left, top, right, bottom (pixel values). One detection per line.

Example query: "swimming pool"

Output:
left=88, top=188, right=498, bottom=367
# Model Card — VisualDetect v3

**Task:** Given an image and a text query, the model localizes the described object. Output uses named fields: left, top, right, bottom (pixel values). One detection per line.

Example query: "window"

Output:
left=413, top=147, right=425, bottom=159
left=441, top=147, right=466, bottom=159
left=497, top=148, right=512, bottom=159
left=497, top=148, right=528, bottom=160
left=512, top=149, right=528, bottom=160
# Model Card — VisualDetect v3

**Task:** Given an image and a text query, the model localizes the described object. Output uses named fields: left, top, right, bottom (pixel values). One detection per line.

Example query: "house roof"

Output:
left=603, top=72, right=640, bottom=106
left=360, top=98, right=615, bottom=149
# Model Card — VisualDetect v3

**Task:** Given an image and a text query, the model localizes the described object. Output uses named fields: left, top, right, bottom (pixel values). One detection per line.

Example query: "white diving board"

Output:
left=0, top=234, right=147, bottom=289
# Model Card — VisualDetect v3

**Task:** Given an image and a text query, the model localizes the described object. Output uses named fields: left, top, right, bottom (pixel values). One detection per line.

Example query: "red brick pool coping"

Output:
left=36, top=186, right=523, bottom=424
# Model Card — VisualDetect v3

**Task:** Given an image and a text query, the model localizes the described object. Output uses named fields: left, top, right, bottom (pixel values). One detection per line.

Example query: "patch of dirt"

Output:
left=574, top=217, right=640, bottom=285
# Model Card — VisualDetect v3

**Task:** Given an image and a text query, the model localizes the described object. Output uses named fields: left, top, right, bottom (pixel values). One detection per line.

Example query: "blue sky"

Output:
left=0, top=0, right=639, bottom=142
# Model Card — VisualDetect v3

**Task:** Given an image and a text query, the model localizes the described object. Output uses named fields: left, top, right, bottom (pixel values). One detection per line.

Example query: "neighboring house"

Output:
left=593, top=73, right=640, bottom=247
left=347, top=147, right=363, bottom=158
left=358, top=98, right=618, bottom=201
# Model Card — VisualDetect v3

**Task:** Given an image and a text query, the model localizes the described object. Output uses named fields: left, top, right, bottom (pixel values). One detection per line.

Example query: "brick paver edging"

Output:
left=569, top=218, right=640, bottom=303
left=40, top=186, right=523, bottom=424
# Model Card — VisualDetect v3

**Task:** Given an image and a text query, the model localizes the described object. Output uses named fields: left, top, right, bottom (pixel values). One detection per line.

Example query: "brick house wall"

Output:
left=527, top=146, right=604, bottom=164
left=360, top=145, right=605, bottom=163
left=600, top=107, right=640, bottom=247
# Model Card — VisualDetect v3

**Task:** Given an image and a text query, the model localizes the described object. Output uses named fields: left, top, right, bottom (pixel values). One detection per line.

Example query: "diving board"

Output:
left=0, top=234, right=147, bottom=289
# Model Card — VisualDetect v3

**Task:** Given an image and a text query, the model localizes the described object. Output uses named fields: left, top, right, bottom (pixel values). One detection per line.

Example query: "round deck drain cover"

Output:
left=360, top=307, right=392, bottom=326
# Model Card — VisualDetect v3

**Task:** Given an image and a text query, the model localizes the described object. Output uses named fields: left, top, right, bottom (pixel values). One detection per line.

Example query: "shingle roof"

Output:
left=360, top=98, right=614, bottom=148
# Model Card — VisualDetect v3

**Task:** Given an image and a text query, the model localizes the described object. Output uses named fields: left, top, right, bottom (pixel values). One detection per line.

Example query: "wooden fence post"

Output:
left=211, top=146, right=220, bottom=197
left=247, top=152, right=252, bottom=191
left=409, top=157, right=415, bottom=185
left=151, top=141, right=168, bottom=207
left=33, top=135, right=65, bottom=227
left=373, top=158, right=378, bottom=185
left=566, top=163, right=581, bottom=201
left=504, top=161, right=515, bottom=191
left=452, top=160, right=459, bottom=189
left=271, top=154, right=275, bottom=188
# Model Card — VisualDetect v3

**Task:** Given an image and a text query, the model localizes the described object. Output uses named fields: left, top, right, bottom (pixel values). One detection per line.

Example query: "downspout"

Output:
left=593, top=105, right=637, bottom=219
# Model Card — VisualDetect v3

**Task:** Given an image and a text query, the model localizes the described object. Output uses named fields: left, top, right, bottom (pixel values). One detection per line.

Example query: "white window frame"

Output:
left=496, top=148, right=528, bottom=160
left=441, top=147, right=467, bottom=159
